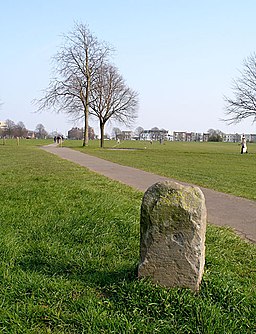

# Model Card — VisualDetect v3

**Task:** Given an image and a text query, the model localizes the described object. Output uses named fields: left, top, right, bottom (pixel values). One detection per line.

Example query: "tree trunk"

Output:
left=100, top=121, right=105, bottom=148
left=83, top=114, right=86, bottom=146
left=83, top=108, right=89, bottom=146
left=83, top=51, right=90, bottom=147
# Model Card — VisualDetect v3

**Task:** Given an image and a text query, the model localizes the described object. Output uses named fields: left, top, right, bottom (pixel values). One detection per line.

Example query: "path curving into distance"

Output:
left=41, top=144, right=256, bottom=243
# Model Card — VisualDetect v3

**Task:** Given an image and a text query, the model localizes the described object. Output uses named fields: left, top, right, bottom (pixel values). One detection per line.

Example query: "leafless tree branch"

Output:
left=224, top=52, right=256, bottom=124
left=90, top=64, right=139, bottom=147
left=35, top=22, right=112, bottom=146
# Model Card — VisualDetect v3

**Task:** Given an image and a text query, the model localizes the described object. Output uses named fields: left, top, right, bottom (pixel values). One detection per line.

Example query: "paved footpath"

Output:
left=41, top=144, right=256, bottom=243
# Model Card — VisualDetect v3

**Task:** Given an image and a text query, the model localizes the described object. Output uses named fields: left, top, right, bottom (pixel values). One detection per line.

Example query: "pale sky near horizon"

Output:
left=1, top=0, right=256, bottom=136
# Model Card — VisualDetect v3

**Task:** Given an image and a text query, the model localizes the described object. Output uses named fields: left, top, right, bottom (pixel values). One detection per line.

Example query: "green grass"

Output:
left=0, top=140, right=255, bottom=333
left=1, top=138, right=53, bottom=146
left=64, top=139, right=256, bottom=200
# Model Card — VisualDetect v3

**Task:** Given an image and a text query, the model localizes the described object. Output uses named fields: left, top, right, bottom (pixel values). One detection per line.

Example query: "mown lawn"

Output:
left=65, top=139, right=256, bottom=200
left=0, top=140, right=255, bottom=333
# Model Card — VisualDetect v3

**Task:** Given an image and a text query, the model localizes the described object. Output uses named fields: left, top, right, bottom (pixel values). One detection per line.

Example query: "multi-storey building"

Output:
left=140, top=129, right=169, bottom=141
left=223, top=133, right=241, bottom=143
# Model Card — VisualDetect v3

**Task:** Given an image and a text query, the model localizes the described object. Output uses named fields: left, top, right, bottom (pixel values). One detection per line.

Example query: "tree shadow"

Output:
left=17, top=250, right=138, bottom=288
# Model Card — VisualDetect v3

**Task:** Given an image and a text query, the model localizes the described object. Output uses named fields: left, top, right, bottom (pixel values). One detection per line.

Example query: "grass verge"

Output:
left=64, top=140, right=256, bottom=200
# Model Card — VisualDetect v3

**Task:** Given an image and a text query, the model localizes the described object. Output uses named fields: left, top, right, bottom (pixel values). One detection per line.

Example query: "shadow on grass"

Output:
left=17, top=253, right=138, bottom=287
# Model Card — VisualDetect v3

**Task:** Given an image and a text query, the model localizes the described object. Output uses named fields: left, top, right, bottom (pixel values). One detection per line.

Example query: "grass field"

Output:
left=64, top=139, right=256, bottom=200
left=0, top=139, right=255, bottom=333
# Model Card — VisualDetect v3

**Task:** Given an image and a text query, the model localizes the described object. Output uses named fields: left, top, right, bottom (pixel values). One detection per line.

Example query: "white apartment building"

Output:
left=0, top=121, right=7, bottom=129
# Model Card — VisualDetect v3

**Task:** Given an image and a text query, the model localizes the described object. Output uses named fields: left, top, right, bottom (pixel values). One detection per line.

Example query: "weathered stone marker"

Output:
left=138, top=181, right=207, bottom=291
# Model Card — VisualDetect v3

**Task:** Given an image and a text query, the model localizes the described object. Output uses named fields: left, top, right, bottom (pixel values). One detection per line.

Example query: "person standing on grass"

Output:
left=241, top=135, right=248, bottom=154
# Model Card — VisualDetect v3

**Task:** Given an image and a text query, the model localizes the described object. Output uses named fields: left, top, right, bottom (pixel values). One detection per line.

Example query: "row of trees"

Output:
left=0, top=120, right=48, bottom=139
left=207, top=129, right=224, bottom=142
left=36, top=23, right=139, bottom=148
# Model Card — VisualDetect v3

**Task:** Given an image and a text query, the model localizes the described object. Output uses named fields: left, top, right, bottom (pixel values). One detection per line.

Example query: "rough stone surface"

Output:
left=138, top=181, right=207, bottom=291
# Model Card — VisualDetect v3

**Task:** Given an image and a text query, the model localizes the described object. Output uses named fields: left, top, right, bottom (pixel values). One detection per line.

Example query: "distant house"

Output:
left=26, top=131, right=35, bottom=139
left=249, top=134, right=256, bottom=142
left=202, top=133, right=210, bottom=142
left=140, top=129, right=169, bottom=141
left=0, top=121, right=7, bottom=137
left=173, top=131, right=187, bottom=142
left=68, top=127, right=83, bottom=140
left=68, top=126, right=95, bottom=140
left=243, top=134, right=251, bottom=142
left=223, top=133, right=241, bottom=143
left=168, top=131, right=174, bottom=141
left=88, top=127, right=95, bottom=140
left=172, top=131, right=204, bottom=142
left=117, top=130, right=133, bottom=140
left=0, top=121, right=7, bottom=129
left=187, top=132, right=203, bottom=142
left=139, top=130, right=151, bottom=141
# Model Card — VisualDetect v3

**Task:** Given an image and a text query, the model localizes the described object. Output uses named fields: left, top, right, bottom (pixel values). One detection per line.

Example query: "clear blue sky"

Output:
left=1, top=0, right=256, bottom=135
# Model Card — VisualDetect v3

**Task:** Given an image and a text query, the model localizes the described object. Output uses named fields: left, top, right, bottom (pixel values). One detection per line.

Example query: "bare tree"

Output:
left=134, top=126, right=144, bottom=139
left=112, top=127, right=122, bottom=140
left=36, top=23, right=112, bottom=146
left=224, top=53, right=256, bottom=124
left=207, top=129, right=223, bottom=142
left=150, top=127, right=160, bottom=140
left=90, top=64, right=138, bottom=147
left=35, top=123, right=48, bottom=139
left=4, top=119, right=15, bottom=138
left=14, top=121, right=28, bottom=138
